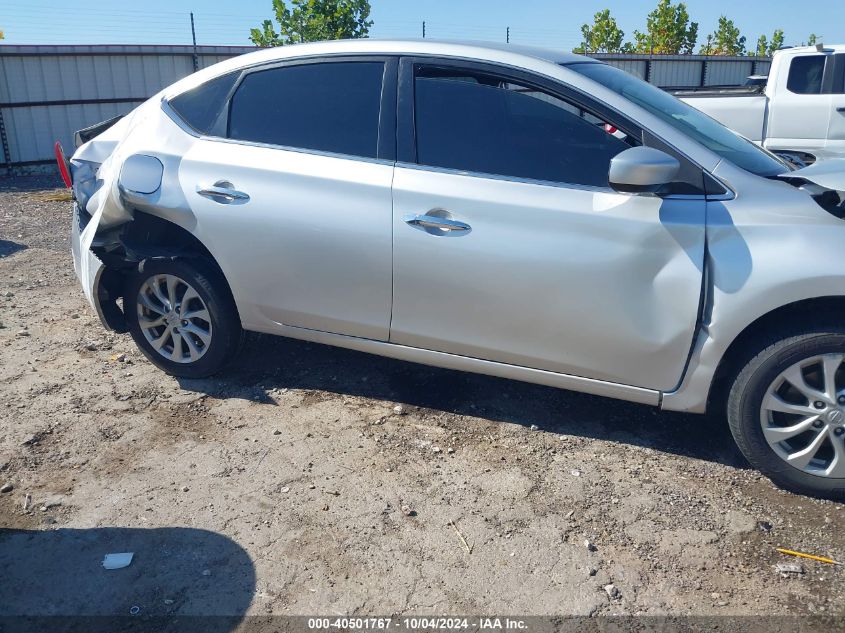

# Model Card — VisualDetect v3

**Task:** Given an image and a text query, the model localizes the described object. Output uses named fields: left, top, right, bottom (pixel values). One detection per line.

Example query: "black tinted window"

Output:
left=413, top=69, right=632, bottom=187
left=835, top=54, right=845, bottom=94
left=229, top=62, right=384, bottom=158
left=787, top=55, right=825, bottom=94
left=170, top=72, right=239, bottom=134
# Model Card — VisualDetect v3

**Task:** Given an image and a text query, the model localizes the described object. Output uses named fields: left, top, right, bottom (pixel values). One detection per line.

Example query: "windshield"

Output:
left=567, top=62, right=790, bottom=177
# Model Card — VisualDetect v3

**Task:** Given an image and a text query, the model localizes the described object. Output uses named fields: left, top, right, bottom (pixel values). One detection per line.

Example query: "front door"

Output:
left=390, top=61, right=706, bottom=392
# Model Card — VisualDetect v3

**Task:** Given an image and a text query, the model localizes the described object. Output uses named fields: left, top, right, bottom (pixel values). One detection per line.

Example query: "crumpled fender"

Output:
left=778, top=158, right=845, bottom=191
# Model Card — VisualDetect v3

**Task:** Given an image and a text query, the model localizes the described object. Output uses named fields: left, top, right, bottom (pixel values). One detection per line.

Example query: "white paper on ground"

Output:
left=102, top=552, right=134, bottom=570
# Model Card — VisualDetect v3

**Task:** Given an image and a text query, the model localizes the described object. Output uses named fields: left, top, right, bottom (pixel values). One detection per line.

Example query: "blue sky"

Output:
left=2, top=0, right=842, bottom=50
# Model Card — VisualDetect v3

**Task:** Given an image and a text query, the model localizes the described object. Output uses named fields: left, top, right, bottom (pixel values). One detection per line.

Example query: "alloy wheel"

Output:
left=760, top=353, right=845, bottom=477
left=136, top=273, right=212, bottom=364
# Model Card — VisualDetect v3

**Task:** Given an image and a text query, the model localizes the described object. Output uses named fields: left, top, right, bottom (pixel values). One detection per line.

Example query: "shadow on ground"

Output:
left=0, top=240, right=27, bottom=257
left=179, top=333, right=747, bottom=470
left=0, top=526, right=255, bottom=631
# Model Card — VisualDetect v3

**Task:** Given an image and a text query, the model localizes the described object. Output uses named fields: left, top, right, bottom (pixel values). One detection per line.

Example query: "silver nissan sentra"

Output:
left=66, top=39, right=845, bottom=499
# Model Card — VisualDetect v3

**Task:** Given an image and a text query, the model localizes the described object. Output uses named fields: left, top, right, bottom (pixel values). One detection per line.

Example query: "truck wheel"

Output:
left=727, top=329, right=845, bottom=500
left=124, top=258, right=242, bottom=378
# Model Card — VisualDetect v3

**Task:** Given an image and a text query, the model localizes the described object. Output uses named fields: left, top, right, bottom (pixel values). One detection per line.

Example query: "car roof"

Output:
left=368, top=38, right=588, bottom=65
left=778, top=43, right=845, bottom=54
left=232, top=38, right=591, bottom=68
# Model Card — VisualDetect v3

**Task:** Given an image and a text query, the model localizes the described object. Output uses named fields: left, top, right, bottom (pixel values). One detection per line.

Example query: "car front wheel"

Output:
left=728, top=330, right=845, bottom=500
left=124, top=258, right=241, bottom=378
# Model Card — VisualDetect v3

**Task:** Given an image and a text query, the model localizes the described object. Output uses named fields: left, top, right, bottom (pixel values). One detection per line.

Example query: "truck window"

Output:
left=786, top=55, right=825, bottom=95
left=835, top=54, right=845, bottom=94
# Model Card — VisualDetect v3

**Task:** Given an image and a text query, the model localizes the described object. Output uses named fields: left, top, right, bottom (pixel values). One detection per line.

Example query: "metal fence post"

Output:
left=0, top=108, right=12, bottom=174
left=190, top=12, right=199, bottom=72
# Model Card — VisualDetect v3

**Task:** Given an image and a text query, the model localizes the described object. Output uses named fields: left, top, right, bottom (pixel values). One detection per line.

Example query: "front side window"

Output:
left=228, top=61, right=384, bottom=159
left=787, top=55, right=826, bottom=94
left=569, top=62, right=789, bottom=177
left=413, top=66, right=635, bottom=187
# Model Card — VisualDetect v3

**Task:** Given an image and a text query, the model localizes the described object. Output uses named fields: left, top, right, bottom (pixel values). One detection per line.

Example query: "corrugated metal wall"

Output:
left=593, top=53, right=772, bottom=87
left=0, top=45, right=256, bottom=169
left=0, top=45, right=773, bottom=171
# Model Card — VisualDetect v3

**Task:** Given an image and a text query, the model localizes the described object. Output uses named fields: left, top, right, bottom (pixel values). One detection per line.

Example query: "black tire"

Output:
left=124, top=257, right=242, bottom=378
left=727, top=328, right=845, bottom=500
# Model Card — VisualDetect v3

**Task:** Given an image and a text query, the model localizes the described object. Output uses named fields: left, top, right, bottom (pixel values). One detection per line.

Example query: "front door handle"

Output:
left=196, top=181, right=250, bottom=204
left=837, top=106, right=845, bottom=113
left=404, top=213, right=471, bottom=233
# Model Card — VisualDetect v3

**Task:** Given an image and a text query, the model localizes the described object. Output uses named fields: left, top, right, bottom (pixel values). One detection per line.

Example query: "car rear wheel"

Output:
left=727, top=329, right=845, bottom=500
left=125, top=258, right=241, bottom=378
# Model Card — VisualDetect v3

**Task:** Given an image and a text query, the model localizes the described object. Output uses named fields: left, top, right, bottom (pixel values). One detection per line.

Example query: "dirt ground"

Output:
left=1, top=174, right=844, bottom=622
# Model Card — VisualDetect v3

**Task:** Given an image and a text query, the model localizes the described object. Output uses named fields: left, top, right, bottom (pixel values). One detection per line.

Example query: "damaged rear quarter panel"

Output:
left=69, top=96, right=207, bottom=327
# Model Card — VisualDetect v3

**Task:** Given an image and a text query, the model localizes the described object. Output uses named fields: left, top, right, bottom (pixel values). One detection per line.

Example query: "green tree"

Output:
left=769, top=29, right=784, bottom=54
left=700, top=33, right=714, bottom=55
left=807, top=33, right=819, bottom=45
left=632, top=0, right=699, bottom=54
left=755, top=29, right=784, bottom=56
left=701, top=16, right=746, bottom=55
left=574, top=9, right=626, bottom=53
left=250, top=0, right=372, bottom=47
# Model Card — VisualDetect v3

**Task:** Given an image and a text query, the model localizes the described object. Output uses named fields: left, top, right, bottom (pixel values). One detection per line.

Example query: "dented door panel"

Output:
left=390, top=167, right=707, bottom=392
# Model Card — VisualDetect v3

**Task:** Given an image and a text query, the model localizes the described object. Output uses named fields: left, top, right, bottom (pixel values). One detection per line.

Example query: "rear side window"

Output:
left=228, top=62, right=384, bottom=159
left=787, top=55, right=825, bottom=94
left=413, top=67, right=634, bottom=187
left=169, top=72, right=240, bottom=134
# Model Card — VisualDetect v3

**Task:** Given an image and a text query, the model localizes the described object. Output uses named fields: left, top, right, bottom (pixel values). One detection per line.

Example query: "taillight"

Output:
left=604, top=123, right=618, bottom=135
left=54, top=141, right=72, bottom=188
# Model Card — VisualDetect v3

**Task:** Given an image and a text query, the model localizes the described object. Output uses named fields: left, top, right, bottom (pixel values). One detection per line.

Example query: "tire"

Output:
left=124, top=257, right=242, bottom=378
left=727, top=327, right=845, bottom=500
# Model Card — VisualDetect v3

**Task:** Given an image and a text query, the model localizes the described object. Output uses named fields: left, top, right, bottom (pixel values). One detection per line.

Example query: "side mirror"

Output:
left=609, top=147, right=680, bottom=194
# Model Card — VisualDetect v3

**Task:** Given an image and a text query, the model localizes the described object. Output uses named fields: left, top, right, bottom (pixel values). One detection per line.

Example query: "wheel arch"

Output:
left=706, top=295, right=845, bottom=415
left=93, top=210, right=238, bottom=331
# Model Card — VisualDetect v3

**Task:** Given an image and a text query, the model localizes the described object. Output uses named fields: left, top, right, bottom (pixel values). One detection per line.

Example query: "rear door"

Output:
left=174, top=57, right=397, bottom=340
left=390, top=60, right=707, bottom=392
left=766, top=53, right=832, bottom=154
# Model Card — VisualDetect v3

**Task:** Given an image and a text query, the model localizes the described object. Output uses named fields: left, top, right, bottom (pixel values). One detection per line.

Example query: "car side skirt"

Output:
left=262, top=323, right=661, bottom=407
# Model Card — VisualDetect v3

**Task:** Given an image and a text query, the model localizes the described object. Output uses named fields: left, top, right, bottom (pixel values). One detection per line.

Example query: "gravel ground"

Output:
left=1, top=174, right=844, bottom=621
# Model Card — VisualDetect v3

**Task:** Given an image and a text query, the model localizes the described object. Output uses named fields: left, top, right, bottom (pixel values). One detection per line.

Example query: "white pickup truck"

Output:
left=671, top=45, right=845, bottom=164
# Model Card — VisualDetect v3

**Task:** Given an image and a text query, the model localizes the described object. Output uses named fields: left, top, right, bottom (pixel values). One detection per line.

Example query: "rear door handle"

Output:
left=404, top=213, right=471, bottom=233
left=837, top=107, right=845, bottom=113
left=196, top=181, right=250, bottom=204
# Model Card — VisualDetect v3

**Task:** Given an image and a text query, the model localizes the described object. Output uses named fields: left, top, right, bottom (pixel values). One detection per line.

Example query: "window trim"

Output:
left=163, top=54, right=398, bottom=163
left=396, top=56, right=712, bottom=196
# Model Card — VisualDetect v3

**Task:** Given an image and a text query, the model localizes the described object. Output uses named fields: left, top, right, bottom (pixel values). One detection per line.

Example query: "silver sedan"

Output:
left=67, top=39, right=845, bottom=499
